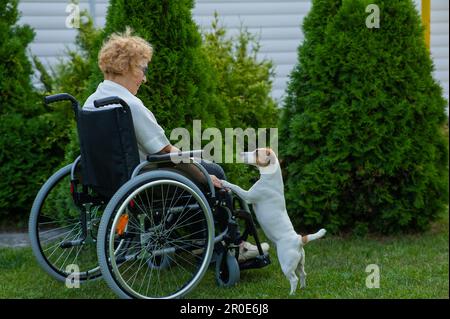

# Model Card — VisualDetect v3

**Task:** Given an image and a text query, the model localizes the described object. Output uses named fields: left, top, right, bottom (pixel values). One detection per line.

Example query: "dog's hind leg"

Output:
left=296, top=249, right=307, bottom=288
left=279, top=247, right=300, bottom=295
left=287, top=271, right=299, bottom=295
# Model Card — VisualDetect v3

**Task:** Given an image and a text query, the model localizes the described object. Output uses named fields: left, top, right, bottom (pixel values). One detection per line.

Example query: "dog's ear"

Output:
left=265, top=148, right=273, bottom=156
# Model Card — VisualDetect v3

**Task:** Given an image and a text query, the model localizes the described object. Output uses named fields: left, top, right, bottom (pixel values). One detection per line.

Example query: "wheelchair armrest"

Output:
left=146, top=150, right=203, bottom=163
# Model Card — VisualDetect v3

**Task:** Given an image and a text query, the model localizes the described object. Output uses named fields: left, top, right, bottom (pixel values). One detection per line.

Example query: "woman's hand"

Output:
left=158, top=144, right=180, bottom=154
left=210, top=175, right=223, bottom=188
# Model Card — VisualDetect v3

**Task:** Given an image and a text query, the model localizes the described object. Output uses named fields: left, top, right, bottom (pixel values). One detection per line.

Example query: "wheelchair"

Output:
left=29, top=93, right=271, bottom=299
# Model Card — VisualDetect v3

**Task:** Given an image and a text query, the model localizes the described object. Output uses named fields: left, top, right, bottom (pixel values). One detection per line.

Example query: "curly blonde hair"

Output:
left=98, top=27, right=153, bottom=77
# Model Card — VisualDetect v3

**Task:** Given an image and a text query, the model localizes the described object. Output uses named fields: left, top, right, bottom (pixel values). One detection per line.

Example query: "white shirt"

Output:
left=83, top=80, right=170, bottom=161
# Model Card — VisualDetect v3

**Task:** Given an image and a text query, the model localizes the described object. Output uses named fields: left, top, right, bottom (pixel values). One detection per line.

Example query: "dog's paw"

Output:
left=300, top=279, right=306, bottom=289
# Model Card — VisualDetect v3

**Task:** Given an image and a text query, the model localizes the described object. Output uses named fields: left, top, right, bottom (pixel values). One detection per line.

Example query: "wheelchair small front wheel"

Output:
left=97, top=170, right=215, bottom=299
left=28, top=163, right=103, bottom=282
left=215, top=249, right=240, bottom=287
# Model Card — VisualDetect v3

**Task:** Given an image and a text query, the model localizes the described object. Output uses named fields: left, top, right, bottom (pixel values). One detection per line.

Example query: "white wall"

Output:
left=430, top=0, right=449, bottom=104
left=18, top=0, right=449, bottom=104
left=414, top=0, right=449, bottom=105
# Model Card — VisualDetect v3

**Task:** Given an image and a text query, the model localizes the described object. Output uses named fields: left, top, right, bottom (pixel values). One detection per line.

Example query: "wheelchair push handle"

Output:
left=44, top=93, right=80, bottom=118
left=45, top=93, right=78, bottom=105
left=93, top=96, right=131, bottom=113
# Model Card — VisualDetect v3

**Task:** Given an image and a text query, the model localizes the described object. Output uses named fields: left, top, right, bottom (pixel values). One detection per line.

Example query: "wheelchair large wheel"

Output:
left=97, top=170, right=215, bottom=299
left=29, top=163, right=104, bottom=282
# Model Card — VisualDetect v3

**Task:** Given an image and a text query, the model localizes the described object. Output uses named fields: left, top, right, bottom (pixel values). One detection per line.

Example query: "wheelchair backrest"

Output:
left=77, top=96, right=140, bottom=198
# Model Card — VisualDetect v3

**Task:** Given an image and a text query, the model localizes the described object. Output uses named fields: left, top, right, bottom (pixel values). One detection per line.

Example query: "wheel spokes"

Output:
left=36, top=169, right=103, bottom=279
left=108, top=180, right=212, bottom=298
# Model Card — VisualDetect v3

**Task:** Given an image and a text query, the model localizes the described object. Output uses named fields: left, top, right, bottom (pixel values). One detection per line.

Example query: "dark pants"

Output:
left=199, top=160, right=227, bottom=180
left=173, top=160, right=246, bottom=244
left=199, top=160, right=232, bottom=208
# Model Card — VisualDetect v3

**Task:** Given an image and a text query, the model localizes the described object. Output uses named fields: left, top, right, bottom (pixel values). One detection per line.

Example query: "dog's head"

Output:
left=240, top=148, right=278, bottom=174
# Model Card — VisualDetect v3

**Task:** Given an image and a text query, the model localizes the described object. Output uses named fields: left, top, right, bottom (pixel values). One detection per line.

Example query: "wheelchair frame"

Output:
left=29, top=93, right=270, bottom=299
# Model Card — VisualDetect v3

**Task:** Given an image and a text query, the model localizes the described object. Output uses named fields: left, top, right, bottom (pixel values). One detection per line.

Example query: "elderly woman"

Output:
left=83, top=28, right=269, bottom=261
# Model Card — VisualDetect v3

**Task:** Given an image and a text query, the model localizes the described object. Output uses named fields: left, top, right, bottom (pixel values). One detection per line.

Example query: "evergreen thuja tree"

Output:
left=0, top=0, right=40, bottom=116
left=202, top=13, right=279, bottom=189
left=203, top=13, right=278, bottom=131
left=0, top=0, right=67, bottom=221
left=279, top=0, right=448, bottom=234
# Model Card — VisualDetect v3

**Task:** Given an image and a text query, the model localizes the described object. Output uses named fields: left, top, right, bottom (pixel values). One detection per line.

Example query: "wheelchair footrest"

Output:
left=239, top=254, right=271, bottom=271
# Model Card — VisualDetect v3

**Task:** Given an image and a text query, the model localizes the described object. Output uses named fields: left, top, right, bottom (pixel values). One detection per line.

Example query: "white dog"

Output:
left=221, top=148, right=326, bottom=295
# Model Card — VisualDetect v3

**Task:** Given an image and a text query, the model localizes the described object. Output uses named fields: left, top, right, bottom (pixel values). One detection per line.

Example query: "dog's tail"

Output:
left=300, top=228, right=326, bottom=245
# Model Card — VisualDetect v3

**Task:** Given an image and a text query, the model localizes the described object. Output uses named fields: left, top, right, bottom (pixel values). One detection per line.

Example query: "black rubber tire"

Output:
left=215, top=249, right=240, bottom=287
left=28, top=164, right=102, bottom=283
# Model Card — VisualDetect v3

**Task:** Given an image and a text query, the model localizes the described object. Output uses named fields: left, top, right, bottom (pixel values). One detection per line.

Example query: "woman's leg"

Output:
left=199, top=160, right=233, bottom=208
left=199, top=160, right=227, bottom=180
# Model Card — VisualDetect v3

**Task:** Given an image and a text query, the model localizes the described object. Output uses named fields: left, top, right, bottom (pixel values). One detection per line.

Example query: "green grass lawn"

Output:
left=1, top=213, right=448, bottom=299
